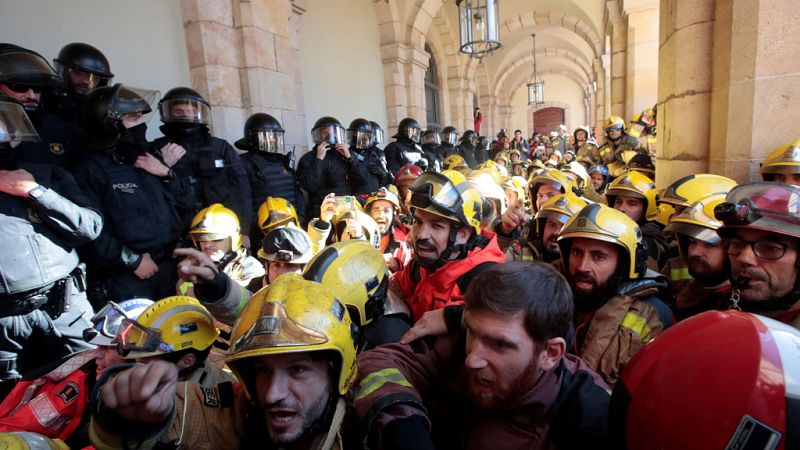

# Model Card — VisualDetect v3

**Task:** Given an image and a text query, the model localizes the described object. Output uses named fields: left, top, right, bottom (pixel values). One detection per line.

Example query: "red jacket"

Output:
left=393, top=231, right=505, bottom=322
left=381, top=227, right=411, bottom=272
left=0, top=350, right=95, bottom=442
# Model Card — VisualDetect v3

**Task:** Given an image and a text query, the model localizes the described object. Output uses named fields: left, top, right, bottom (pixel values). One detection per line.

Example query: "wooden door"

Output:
left=533, top=107, right=565, bottom=136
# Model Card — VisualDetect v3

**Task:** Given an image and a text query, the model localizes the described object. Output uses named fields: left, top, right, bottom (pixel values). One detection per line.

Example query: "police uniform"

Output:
left=0, top=156, right=101, bottom=390
left=74, top=150, right=184, bottom=303
left=14, top=111, right=82, bottom=171
left=385, top=138, right=426, bottom=175
left=153, top=132, right=252, bottom=235
left=240, top=151, right=304, bottom=234
left=296, top=147, right=369, bottom=220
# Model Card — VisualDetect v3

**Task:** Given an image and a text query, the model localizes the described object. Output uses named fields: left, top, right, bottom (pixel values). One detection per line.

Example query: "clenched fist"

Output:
left=100, top=360, right=178, bottom=423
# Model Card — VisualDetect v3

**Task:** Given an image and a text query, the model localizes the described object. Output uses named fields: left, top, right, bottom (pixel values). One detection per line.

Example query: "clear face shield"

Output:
left=443, top=131, right=458, bottom=145
left=0, top=100, right=39, bottom=147
left=347, top=129, right=372, bottom=149
left=422, top=132, right=441, bottom=146
left=110, top=85, right=160, bottom=124
left=159, top=98, right=211, bottom=125
left=55, top=63, right=111, bottom=96
left=312, top=124, right=346, bottom=145
left=406, top=126, right=422, bottom=143
left=254, top=130, right=287, bottom=154
left=372, top=127, right=384, bottom=146
left=409, top=172, right=463, bottom=218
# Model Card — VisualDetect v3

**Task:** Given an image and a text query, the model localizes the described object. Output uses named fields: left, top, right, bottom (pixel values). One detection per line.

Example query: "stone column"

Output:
left=655, top=0, right=714, bottom=186
left=380, top=42, right=410, bottom=136
left=406, top=45, right=430, bottom=128
left=480, top=94, right=498, bottom=137
left=624, top=0, right=659, bottom=118
left=593, top=58, right=607, bottom=140
left=708, top=0, right=800, bottom=182
left=180, top=0, right=243, bottom=143
left=608, top=3, right=627, bottom=118
left=179, top=0, right=307, bottom=150
left=448, top=77, right=470, bottom=132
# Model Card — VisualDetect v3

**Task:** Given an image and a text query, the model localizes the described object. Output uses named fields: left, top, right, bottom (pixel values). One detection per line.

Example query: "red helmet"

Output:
left=611, top=310, right=799, bottom=449
left=395, top=163, right=424, bottom=187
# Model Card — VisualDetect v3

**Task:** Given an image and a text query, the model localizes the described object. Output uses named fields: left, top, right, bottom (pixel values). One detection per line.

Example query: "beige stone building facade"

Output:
left=2, top=0, right=800, bottom=186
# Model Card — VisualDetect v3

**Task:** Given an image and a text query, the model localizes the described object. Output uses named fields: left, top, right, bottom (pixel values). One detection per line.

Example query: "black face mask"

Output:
left=162, top=122, right=205, bottom=137
left=114, top=123, right=149, bottom=165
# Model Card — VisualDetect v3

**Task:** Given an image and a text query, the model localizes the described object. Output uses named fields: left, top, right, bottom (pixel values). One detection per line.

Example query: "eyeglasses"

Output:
left=2, top=82, right=43, bottom=94
left=723, top=238, right=789, bottom=260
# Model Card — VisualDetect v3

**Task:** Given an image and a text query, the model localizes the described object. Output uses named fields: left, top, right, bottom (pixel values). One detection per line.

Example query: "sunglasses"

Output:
left=2, top=82, right=43, bottom=94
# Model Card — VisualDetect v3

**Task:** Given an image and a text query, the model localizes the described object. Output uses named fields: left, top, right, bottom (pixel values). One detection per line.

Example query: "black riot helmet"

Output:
left=460, top=129, right=478, bottom=146
left=311, top=116, right=346, bottom=145
left=235, top=113, right=286, bottom=154
left=441, top=126, right=458, bottom=145
left=370, top=121, right=384, bottom=146
left=83, top=84, right=151, bottom=150
left=158, top=87, right=211, bottom=125
left=421, top=129, right=441, bottom=146
left=393, top=117, right=422, bottom=143
left=347, top=118, right=373, bottom=150
left=53, top=43, right=113, bottom=97
left=0, top=44, right=58, bottom=112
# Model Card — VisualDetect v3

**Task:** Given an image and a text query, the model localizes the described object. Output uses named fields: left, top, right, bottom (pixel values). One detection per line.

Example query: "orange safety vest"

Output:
left=0, top=350, right=95, bottom=442
left=394, top=231, right=506, bottom=322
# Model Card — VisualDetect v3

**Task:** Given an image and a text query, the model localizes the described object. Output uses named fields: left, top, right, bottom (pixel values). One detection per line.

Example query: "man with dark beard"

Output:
left=662, top=193, right=732, bottom=320
left=353, top=262, right=611, bottom=450
left=557, top=203, right=673, bottom=387
left=714, top=182, right=800, bottom=329
left=391, top=172, right=506, bottom=323
left=87, top=275, right=357, bottom=450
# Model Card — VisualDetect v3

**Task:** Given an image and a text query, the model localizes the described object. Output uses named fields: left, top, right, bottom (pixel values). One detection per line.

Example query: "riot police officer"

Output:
left=74, top=84, right=185, bottom=304
left=458, top=129, right=479, bottom=169
left=0, top=44, right=81, bottom=170
left=0, top=97, right=101, bottom=397
left=384, top=117, right=426, bottom=174
left=420, top=129, right=443, bottom=172
left=235, top=113, right=304, bottom=247
left=348, top=118, right=390, bottom=195
left=152, top=87, right=252, bottom=238
left=439, top=126, right=460, bottom=159
left=297, top=116, right=369, bottom=220
left=51, top=42, right=113, bottom=126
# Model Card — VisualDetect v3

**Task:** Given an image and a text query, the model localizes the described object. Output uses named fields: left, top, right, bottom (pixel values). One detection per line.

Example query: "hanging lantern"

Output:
left=527, top=33, right=544, bottom=106
left=457, top=0, right=501, bottom=59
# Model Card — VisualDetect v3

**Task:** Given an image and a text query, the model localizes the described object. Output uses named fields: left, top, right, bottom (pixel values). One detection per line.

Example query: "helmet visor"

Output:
left=726, top=183, right=800, bottom=225
left=56, top=63, right=111, bottom=96
left=109, top=85, right=159, bottom=120
left=409, top=172, right=462, bottom=217
left=443, top=131, right=458, bottom=145
left=0, top=100, right=38, bottom=144
left=0, top=51, right=57, bottom=86
left=159, top=98, right=211, bottom=125
left=407, top=127, right=422, bottom=143
left=254, top=130, right=286, bottom=154
left=372, top=127, right=384, bottom=145
left=605, top=124, right=623, bottom=134
left=312, top=124, right=346, bottom=145
left=422, top=132, right=441, bottom=146
left=117, top=318, right=168, bottom=356
left=347, top=129, right=372, bottom=149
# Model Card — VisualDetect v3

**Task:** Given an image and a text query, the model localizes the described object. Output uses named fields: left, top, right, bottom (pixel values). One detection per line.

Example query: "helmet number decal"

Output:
left=724, top=415, right=781, bottom=450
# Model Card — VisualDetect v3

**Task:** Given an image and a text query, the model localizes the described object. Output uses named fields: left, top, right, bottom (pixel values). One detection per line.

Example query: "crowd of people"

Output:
left=0, top=41, right=797, bottom=449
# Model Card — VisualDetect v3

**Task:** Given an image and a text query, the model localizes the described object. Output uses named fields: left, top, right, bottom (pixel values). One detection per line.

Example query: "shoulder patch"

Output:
left=202, top=386, right=220, bottom=407
left=58, top=381, right=80, bottom=404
